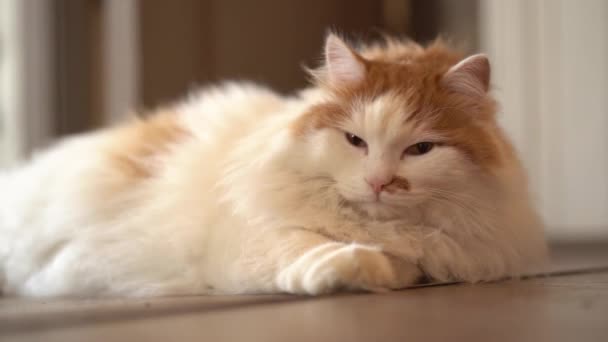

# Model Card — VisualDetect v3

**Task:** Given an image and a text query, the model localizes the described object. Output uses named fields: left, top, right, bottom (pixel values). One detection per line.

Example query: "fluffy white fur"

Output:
left=0, top=36, right=547, bottom=297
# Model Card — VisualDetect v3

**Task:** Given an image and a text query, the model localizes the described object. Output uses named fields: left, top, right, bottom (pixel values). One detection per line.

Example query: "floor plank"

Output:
left=2, top=242, right=608, bottom=342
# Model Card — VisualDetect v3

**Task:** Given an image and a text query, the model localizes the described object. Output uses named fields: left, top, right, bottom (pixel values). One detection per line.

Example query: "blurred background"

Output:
left=0, top=0, right=606, bottom=240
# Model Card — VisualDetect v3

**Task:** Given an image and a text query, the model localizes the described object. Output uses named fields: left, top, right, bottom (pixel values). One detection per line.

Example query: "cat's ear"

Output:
left=442, top=54, right=490, bottom=97
left=324, top=34, right=367, bottom=87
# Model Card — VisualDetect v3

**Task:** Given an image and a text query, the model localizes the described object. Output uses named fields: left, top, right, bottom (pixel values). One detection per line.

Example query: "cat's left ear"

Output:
left=324, top=34, right=367, bottom=87
left=442, top=54, right=490, bottom=97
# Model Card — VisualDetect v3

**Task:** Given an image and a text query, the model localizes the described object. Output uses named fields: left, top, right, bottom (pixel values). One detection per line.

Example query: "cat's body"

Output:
left=0, top=35, right=547, bottom=297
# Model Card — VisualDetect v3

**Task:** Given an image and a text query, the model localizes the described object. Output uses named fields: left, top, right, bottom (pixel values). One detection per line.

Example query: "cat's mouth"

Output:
left=347, top=201, right=407, bottom=220
left=338, top=188, right=429, bottom=213
left=337, top=194, right=407, bottom=220
left=346, top=191, right=406, bottom=206
left=340, top=194, right=383, bottom=206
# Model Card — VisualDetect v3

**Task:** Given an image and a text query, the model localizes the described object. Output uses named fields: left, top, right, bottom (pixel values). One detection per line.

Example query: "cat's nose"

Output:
left=365, top=176, right=394, bottom=195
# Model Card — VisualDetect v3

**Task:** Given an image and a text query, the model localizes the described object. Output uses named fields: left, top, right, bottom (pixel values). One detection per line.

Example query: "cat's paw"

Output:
left=277, top=243, right=419, bottom=295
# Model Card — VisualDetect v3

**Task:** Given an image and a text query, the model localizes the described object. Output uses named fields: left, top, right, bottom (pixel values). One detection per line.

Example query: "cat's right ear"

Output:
left=441, top=54, right=490, bottom=98
left=324, top=34, right=367, bottom=87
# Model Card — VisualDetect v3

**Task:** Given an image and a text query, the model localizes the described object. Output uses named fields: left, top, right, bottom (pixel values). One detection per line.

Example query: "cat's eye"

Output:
left=404, top=142, right=435, bottom=156
left=345, top=132, right=367, bottom=149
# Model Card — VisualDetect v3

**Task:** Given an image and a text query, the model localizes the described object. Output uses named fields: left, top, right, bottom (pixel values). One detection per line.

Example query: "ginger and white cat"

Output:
left=0, top=34, right=547, bottom=297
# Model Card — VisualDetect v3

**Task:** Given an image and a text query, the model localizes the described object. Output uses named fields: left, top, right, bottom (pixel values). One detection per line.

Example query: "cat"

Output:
left=0, top=34, right=547, bottom=297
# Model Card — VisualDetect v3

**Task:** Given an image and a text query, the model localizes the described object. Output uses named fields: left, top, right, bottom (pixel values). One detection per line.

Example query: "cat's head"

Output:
left=291, top=34, right=515, bottom=219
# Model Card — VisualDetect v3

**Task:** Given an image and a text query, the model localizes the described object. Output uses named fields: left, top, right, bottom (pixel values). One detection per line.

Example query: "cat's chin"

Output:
left=356, top=203, right=407, bottom=221
left=338, top=196, right=410, bottom=221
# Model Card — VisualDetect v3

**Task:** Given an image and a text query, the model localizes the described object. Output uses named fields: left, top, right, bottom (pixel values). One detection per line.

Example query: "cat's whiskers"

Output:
left=424, top=187, right=501, bottom=239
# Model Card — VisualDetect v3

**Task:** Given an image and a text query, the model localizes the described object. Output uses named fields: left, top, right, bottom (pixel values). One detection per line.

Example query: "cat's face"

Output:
left=292, top=35, right=503, bottom=219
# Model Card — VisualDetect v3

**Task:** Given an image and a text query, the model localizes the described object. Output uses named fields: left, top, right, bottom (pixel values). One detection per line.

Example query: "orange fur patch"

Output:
left=385, top=176, right=410, bottom=193
left=104, top=110, right=188, bottom=181
left=294, top=39, right=504, bottom=170
left=292, top=103, right=348, bottom=136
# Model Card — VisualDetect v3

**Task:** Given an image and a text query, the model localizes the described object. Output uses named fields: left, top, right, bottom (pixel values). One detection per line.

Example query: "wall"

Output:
left=481, top=0, right=608, bottom=239
left=139, top=0, right=386, bottom=108
left=0, top=0, right=55, bottom=165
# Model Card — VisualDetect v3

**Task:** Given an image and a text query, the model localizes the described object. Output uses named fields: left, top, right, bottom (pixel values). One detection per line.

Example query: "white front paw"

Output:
left=277, top=243, right=418, bottom=295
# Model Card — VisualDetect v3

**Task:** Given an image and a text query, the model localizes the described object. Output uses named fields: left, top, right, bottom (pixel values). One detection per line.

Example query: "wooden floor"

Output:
left=1, top=242, right=608, bottom=342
